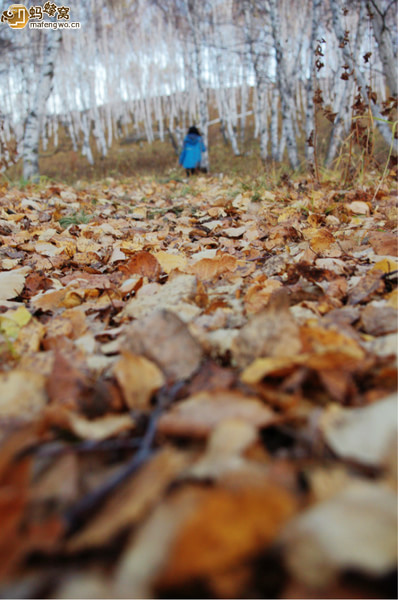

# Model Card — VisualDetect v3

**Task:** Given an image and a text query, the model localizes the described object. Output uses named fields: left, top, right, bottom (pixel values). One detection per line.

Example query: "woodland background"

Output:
left=0, top=0, right=397, bottom=182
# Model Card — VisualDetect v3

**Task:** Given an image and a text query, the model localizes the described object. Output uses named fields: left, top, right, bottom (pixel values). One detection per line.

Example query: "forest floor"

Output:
left=0, top=169, right=397, bottom=599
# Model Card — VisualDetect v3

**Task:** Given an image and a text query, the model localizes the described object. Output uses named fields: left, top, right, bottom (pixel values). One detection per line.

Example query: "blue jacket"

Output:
left=179, top=133, right=206, bottom=169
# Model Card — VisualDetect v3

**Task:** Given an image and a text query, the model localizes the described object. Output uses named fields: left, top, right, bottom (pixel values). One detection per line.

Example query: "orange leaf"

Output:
left=119, top=251, right=160, bottom=279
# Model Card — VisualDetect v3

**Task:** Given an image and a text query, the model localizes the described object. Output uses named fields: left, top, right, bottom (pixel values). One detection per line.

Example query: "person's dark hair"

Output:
left=188, top=126, right=200, bottom=136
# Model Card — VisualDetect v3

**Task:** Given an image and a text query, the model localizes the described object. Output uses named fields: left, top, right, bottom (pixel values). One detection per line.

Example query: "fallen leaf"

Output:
left=67, top=448, right=188, bottom=552
left=119, top=250, right=160, bottom=279
left=113, top=351, right=165, bottom=409
left=158, top=390, right=278, bottom=438
left=309, top=230, right=336, bottom=253
left=121, top=273, right=200, bottom=321
left=233, top=293, right=301, bottom=368
left=360, top=303, right=398, bottom=336
left=320, top=394, right=397, bottom=467
left=154, top=251, right=188, bottom=273
left=0, top=370, right=47, bottom=427
left=156, top=483, right=296, bottom=588
left=123, top=310, right=203, bottom=380
left=189, top=253, right=238, bottom=280
left=347, top=270, right=385, bottom=305
left=368, top=231, right=397, bottom=256
left=346, top=201, right=370, bottom=215
left=0, top=267, right=31, bottom=302
left=282, top=481, right=397, bottom=587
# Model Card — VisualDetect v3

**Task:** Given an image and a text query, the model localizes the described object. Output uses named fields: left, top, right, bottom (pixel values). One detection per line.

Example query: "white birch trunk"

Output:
left=366, top=0, right=397, bottom=97
left=270, top=85, right=279, bottom=160
left=23, top=31, right=61, bottom=180
left=304, top=0, right=322, bottom=165
left=330, top=0, right=397, bottom=153
left=269, top=0, right=300, bottom=169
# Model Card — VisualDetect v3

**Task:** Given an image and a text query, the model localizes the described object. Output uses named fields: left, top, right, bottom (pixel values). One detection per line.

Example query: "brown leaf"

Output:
left=320, top=394, right=397, bottom=466
left=360, top=303, right=398, bottom=336
left=244, top=279, right=283, bottom=314
left=346, top=201, right=370, bottom=215
left=347, top=270, right=385, bottom=305
left=0, top=370, right=47, bottom=430
left=158, top=390, right=278, bottom=438
left=46, top=350, right=91, bottom=411
left=156, top=483, right=296, bottom=588
left=233, top=293, right=302, bottom=368
left=119, top=250, right=160, bottom=279
left=189, top=253, right=238, bottom=280
left=67, top=448, right=188, bottom=552
left=282, top=481, right=397, bottom=587
left=0, top=267, right=31, bottom=303
left=113, top=351, right=165, bottom=409
left=42, top=405, right=134, bottom=441
left=309, top=229, right=336, bottom=253
left=368, top=231, right=397, bottom=256
left=123, top=310, right=203, bottom=380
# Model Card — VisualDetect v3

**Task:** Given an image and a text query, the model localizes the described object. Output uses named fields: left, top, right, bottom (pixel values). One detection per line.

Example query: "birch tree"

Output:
left=329, top=0, right=397, bottom=153
left=304, top=0, right=322, bottom=167
left=366, top=0, right=397, bottom=97
left=268, top=0, right=300, bottom=169
left=23, top=30, right=62, bottom=180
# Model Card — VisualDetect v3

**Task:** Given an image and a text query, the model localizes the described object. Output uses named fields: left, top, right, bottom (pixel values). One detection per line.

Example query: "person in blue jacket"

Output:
left=179, top=126, right=206, bottom=176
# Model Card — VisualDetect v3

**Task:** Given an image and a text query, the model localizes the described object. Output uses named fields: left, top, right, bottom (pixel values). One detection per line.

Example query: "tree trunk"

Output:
left=330, top=0, right=397, bottom=153
left=366, top=0, right=397, bottom=98
left=23, top=31, right=61, bottom=180
left=304, top=0, right=322, bottom=165
left=268, top=0, right=300, bottom=169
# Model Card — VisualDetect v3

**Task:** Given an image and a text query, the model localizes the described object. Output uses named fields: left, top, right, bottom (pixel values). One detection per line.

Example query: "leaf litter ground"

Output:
left=0, top=173, right=397, bottom=599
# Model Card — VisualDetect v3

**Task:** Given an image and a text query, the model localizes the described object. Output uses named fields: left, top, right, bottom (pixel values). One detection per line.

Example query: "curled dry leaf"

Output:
left=113, top=351, right=165, bottom=409
left=155, top=482, right=296, bottom=590
left=282, top=481, right=397, bottom=587
left=184, top=419, right=259, bottom=480
left=188, top=253, right=238, bottom=280
left=154, top=251, right=188, bottom=273
left=119, top=250, right=160, bottom=279
left=42, top=405, right=134, bottom=441
left=233, top=293, right=301, bottom=368
left=0, top=370, right=47, bottom=428
left=346, top=200, right=370, bottom=215
left=368, top=231, right=397, bottom=257
left=320, top=394, right=397, bottom=467
left=123, top=309, right=203, bottom=380
left=121, top=273, right=200, bottom=321
left=309, top=229, right=336, bottom=253
left=0, top=266, right=31, bottom=302
left=157, top=390, right=278, bottom=438
left=67, top=448, right=189, bottom=552
left=348, top=269, right=385, bottom=305
left=360, top=303, right=398, bottom=336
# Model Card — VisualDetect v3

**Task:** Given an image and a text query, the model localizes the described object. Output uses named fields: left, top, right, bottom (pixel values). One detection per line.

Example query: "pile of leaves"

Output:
left=0, top=172, right=397, bottom=599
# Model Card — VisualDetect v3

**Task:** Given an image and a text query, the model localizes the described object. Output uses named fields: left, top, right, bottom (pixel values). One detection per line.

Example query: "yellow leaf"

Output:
left=155, top=251, right=188, bottom=273
left=0, top=306, right=32, bottom=339
left=241, top=356, right=299, bottom=385
left=113, top=351, right=165, bottom=409
left=371, top=258, right=398, bottom=274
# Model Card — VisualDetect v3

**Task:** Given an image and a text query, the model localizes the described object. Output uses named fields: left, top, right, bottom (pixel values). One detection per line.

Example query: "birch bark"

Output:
left=366, top=0, right=397, bottom=97
left=326, top=1, right=366, bottom=166
left=304, top=0, right=322, bottom=165
left=22, top=31, right=61, bottom=180
left=330, top=0, right=397, bottom=153
left=268, top=0, right=300, bottom=169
